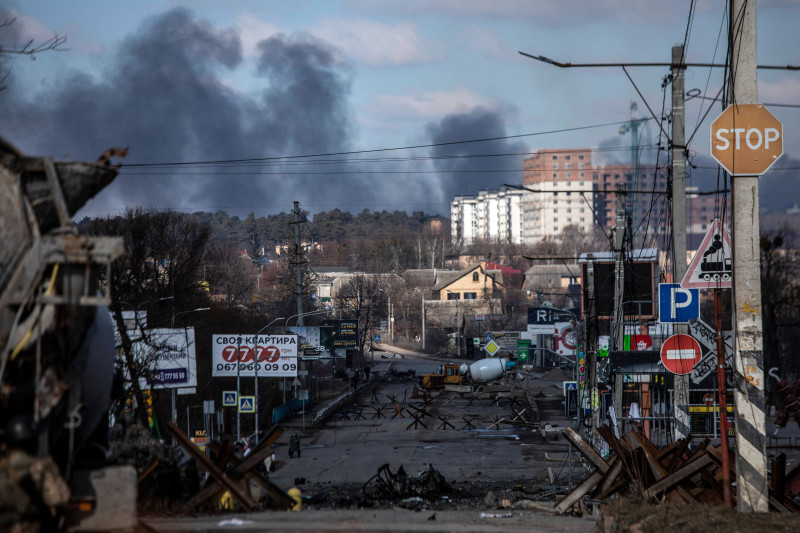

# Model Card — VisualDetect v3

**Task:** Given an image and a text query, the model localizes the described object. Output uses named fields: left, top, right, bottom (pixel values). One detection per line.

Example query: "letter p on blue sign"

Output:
left=658, top=283, right=699, bottom=323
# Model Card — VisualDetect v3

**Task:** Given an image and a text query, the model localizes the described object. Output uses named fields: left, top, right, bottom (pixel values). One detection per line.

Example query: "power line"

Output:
left=689, top=93, right=800, bottom=108
left=119, top=120, right=641, bottom=168
left=681, top=0, right=697, bottom=64
left=120, top=144, right=660, bottom=170
left=518, top=50, right=799, bottom=70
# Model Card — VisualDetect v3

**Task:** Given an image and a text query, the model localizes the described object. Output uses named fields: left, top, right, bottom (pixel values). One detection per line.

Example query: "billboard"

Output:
left=581, top=261, right=656, bottom=317
left=129, top=328, right=198, bottom=390
left=211, top=334, right=298, bottom=377
left=288, top=326, right=336, bottom=358
left=331, top=319, right=359, bottom=348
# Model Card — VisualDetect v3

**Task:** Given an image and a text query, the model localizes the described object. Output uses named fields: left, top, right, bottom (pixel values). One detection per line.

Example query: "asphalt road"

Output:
left=143, top=349, right=593, bottom=532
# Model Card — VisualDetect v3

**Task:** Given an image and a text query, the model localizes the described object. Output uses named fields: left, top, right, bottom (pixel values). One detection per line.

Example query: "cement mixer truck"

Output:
left=420, top=357, right=508, bottom=391
left=0, top=137, right=134, bottom=530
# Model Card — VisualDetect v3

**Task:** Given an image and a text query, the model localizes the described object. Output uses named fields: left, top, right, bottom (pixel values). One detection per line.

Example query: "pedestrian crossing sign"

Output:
left=222, top=391, right=237, bottom=407
left=238, top=396, right=255, bottom=413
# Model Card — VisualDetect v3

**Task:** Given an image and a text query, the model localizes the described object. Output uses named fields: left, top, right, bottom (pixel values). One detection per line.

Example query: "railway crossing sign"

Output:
left=660, top=334, right=702, bottom=375
left=222, top=391, right=237, bottom=407
left=681, top=219, right=732, bottom=289
left=710, top=104, right=783, bottom=176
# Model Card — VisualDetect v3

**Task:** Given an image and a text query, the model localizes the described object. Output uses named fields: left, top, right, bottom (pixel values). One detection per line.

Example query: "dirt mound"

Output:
left=598, top=499, right=800, bottom=532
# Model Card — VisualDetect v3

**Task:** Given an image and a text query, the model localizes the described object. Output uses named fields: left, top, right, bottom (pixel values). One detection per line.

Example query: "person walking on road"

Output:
left=289, top=432, right=301, bottom=458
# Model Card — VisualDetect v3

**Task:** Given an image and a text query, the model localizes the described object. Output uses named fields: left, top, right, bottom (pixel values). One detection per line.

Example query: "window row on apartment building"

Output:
left=451, top=148, right=719, bottom=246
left=451, top=187, right=525, bottom=245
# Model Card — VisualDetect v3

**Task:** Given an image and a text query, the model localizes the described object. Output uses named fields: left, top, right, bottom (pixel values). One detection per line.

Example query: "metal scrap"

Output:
left=554, top=427, right=800, bottom=513
left=362, top=463, right=452, bottom=500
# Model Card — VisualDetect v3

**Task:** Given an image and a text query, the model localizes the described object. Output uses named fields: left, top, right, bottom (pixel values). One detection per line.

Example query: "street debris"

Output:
left=362, top=463, right=452, bottom=500
left=555, top=427, right=800, bottom=514
left=217, top=517, right=254, bottom=526
left=479, top=512, right=513, bottom=518
left=381, top=367, right=416, bottom=382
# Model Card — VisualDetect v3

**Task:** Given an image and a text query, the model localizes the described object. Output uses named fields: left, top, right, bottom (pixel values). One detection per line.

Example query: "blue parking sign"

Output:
left=658, top=283, right=699, bottom=323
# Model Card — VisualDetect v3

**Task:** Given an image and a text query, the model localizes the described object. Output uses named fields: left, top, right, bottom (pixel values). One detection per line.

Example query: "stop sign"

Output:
left=711, top=104, right=783, bottom=175
left=660, top=334, right=702, bottom=375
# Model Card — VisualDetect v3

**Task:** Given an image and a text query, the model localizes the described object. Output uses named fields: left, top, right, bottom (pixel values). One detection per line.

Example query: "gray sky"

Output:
left=1, top=1, right=798, bottom=218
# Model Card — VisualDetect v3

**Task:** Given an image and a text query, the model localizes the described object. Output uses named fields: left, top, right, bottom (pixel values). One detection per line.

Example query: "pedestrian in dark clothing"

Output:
left=289, top=432, right=301, bottom=458
left=352, top=370, right=360, bottom=389
left=364, top=364, right=371, bottom=381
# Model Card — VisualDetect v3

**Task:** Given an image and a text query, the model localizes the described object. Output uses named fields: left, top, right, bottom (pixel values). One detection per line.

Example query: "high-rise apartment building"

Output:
left=451, top=186, right=525, bottom=245
left=521, top=149, right=595, bottom=244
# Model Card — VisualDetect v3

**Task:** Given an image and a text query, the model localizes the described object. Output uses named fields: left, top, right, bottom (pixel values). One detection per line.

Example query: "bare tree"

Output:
left=336, top=274, right=384, bottom=356
left=0, top=13, right=68, bottom=90
left=83, top=207, right=211, bottom=428
left=206, top=238, right=258, bottom=305
left=761, top=226, right=800, bottom=383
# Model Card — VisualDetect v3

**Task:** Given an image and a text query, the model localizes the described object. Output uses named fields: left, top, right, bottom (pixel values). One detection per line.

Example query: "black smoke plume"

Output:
left=425, top=107, right=527, bottom=202
left=0, top=8, right=366, bottom=218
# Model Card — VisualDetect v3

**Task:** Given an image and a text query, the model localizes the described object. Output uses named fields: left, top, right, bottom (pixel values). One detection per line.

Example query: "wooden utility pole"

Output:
left=612, top=185, right=626, bottom=414
left=670, top=45, right=691, bottom=442
left=729, top=0, right=769, bottom=512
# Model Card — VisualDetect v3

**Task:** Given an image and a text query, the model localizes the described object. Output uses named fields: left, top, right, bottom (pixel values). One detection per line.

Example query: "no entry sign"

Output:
left=660, top=334, right=702, bottom=375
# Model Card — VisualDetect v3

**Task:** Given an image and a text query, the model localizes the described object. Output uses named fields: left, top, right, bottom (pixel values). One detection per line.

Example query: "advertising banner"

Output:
left=287, top=326, right=335, bottom=358
left=211, top=334, right=298, bottom=377
left=332, top=319, right=359, bottom=348
left=124, top=328, right=198, bottom=390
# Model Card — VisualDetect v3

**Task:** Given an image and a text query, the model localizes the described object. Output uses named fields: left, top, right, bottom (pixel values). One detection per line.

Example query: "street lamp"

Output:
left=250, top=317, right=285, bottom=445
left=446, top=290, right=460, bottom=357
left=283, top=308, right=333, bottom=406
left=168, top=306, right=210, bottom=436
left=414, top=288, right=426, bottom=351
left=377, top=288, right=393, bottom=346
left=171, top=307, right=211, bottom=327
left=284, top=308, right=333, bottom=329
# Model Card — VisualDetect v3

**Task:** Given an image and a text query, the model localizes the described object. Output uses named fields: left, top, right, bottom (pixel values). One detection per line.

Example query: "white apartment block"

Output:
left=451, top=187, right=525, bottom=245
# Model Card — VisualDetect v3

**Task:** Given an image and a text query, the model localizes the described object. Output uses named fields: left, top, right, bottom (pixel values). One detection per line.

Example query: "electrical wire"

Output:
left=120, top=120, right=638, bottom=168
left=120, top=145, right=659, bottom=170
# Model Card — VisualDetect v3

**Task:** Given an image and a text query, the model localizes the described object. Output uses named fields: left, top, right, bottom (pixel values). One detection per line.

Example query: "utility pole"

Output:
left=612, top=185, right=626, bottom=415
left=586, top=255, right=599, bottom=443
left=292, top=201, right=305, bottom=326
left=729, top=0, right=768, bottom=512
left=422, top=297, right=426, bottom=351
left=670, top=45, right=691, bottom=443
left=290, top=201, right=308, bottom=411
